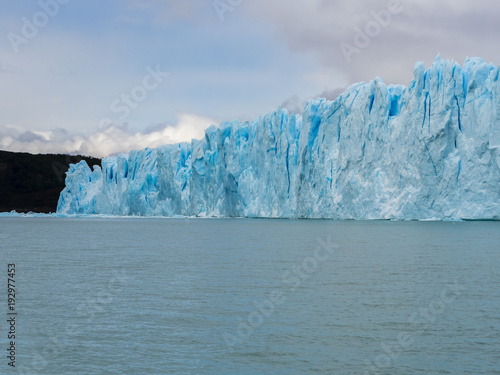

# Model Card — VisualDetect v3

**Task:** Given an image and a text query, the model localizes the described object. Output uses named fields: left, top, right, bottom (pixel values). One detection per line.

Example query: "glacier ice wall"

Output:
left=57, top=57, right=500, bottom=220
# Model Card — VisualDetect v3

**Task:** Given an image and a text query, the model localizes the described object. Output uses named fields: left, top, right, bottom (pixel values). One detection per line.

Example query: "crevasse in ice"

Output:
left=57, top=57, right=500, bottom=220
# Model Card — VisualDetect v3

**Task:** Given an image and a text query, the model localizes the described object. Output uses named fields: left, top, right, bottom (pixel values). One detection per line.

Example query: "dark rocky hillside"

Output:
left=0, top=150, right=101, bottom=213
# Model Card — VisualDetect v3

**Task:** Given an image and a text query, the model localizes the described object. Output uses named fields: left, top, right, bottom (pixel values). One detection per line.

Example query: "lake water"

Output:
left=0, top=217, right=499, bottom=374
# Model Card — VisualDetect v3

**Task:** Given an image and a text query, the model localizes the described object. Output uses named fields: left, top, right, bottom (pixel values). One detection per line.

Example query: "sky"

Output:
left=1, top=0, right=500, bottom=158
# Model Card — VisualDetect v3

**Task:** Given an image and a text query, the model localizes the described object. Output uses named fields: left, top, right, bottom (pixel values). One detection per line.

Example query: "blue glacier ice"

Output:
left=57, top=57, right=500, bottom=220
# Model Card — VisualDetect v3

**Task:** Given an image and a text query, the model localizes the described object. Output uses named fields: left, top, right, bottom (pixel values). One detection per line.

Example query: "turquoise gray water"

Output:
left=0, top=218, right=499, bottom=374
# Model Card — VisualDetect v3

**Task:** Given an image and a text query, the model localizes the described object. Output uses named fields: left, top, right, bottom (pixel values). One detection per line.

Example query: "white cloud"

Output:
left=0, top=113, right=216, bottom=158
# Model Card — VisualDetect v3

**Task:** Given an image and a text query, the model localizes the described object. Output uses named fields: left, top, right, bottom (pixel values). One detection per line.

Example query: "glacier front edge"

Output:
left=57, top=57, right=500, bottom=220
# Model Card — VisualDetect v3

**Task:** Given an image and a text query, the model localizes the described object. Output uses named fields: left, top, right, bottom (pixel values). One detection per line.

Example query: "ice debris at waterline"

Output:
left=58, top=57, right=500, bottom=220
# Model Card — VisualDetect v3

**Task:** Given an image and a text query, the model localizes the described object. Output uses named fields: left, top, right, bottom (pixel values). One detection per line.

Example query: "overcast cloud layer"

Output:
left=1, top=0, right=500, bottom=157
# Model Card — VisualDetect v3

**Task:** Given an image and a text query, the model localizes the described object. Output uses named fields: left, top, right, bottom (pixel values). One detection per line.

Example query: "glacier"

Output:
left=57, top=57, right=500, bottom=220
